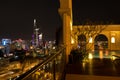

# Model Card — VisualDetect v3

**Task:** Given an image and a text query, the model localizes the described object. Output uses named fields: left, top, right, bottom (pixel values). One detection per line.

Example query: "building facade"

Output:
left=58, top=0, right=120, bottom=62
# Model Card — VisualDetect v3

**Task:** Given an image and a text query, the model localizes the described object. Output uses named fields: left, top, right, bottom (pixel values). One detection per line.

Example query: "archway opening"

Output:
left=94, top=34, right=108, bottom=58
left=94, top=34, right=108, bottom=50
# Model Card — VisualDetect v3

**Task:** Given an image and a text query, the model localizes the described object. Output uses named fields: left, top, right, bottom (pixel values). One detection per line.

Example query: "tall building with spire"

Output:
left=32, top=19, right=39, bottom=47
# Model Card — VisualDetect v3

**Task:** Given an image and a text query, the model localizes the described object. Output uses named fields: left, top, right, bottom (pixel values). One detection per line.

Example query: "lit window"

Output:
left=111, top=37, right=115, bottom=43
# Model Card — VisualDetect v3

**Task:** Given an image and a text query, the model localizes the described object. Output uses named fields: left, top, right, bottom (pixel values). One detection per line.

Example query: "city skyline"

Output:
left=0, top=0, right=61, bottom=40
left=0, top=0, right=120, bottom=40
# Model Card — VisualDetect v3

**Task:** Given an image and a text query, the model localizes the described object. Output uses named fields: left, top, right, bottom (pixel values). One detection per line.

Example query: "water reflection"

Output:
left=82, top=50, right=120, bottom=76
left=105, top=50, right=109, bottom=56
left=87, top=50, right=120, bottom=66
left=93, top=50, right=110, bottom=59
left=99, top=50, right=103, bottom=59
left=88, top=50, right=120, bottom=59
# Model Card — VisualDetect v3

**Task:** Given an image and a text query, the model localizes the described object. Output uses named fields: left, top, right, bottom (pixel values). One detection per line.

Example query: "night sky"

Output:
left=0, top=0, right=61, bottom=40
left=73, top=0, right=120, bottom=25
left=0, top=0, right=120, bottom=40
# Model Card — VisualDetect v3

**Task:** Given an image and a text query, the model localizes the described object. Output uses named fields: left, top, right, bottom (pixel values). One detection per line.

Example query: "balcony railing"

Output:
left=13, top=46, right=66, bottom=80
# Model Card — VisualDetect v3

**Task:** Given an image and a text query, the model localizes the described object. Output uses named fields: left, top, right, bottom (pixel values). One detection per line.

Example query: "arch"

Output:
left=94, top=34, right=108, bottom=50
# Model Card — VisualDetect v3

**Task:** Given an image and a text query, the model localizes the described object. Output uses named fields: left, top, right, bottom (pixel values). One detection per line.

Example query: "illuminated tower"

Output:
left=34, top=19, right=39, bottom=47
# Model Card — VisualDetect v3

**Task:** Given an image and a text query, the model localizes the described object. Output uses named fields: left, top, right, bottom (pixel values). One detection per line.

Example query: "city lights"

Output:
left=39, top=33, right=42, bottom=40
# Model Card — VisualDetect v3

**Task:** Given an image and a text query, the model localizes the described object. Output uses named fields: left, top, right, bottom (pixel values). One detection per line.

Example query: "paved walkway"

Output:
left=65, top=58, right=120, bottom=80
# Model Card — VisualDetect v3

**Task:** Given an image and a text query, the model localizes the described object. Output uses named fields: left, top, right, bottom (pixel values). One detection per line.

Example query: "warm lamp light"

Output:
left=71, top=37, right=74, bottom=44
left=88, top=53, right=93, bottom=59
left=89, top=37, right=92, bottom=43
left=70, top=21, right=72, bottom=31
left=111, top=37, right=115, bottom=43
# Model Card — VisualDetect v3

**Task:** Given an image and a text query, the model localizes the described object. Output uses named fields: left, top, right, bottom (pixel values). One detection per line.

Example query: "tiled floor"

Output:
left=66, top=58, right=120, bottom=80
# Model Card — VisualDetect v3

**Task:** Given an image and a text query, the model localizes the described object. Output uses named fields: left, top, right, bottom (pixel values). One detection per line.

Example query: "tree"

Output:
left=71, top=21, right=107, bottom=61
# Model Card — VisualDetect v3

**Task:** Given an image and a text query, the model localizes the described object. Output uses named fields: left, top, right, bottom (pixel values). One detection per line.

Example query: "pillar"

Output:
left=58, top=0, right=73, bottom=63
